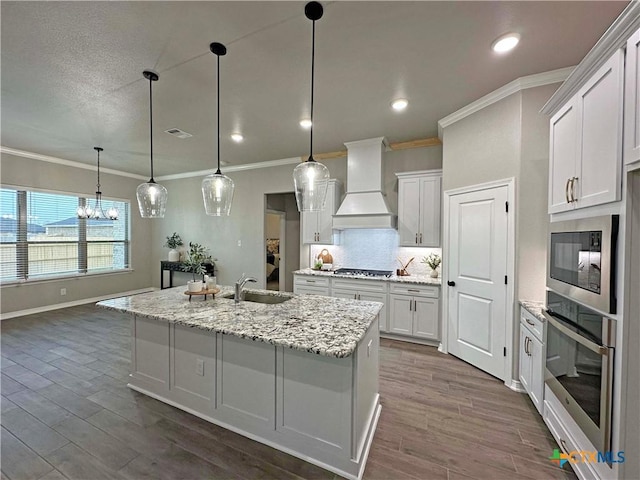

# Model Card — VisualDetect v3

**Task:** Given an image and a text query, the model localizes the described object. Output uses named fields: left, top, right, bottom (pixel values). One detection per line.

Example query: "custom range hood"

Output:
left=333, top=137, right=396, bottom=229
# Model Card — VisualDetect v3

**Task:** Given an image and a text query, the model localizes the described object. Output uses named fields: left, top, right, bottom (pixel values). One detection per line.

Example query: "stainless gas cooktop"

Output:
left=333, top=268, right=393, bottom=278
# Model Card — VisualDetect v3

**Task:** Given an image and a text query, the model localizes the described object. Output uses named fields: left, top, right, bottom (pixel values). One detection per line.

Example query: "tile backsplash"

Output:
left=309, top=229, right=441, bottom=275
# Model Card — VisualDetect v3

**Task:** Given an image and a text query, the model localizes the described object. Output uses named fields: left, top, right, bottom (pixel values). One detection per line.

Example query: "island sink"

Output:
left=222, top=291, right=293, bottom=304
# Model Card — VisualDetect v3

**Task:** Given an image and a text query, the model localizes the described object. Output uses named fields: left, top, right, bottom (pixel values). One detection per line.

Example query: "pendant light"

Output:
left=202, top=42, right=235, bottom=216
left=136, top=70, right=168, bottom=218
left=293, top=1, right=330, bottom=213
left=77, top=147, right=119, bottom=220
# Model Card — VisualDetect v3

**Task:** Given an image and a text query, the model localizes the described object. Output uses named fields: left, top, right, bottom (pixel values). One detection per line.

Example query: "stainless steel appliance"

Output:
left=548, top=215, right=619, bottom=314
left=544, top=290, right=616, bottom=455
left=333, top=268, right=392, bottom=278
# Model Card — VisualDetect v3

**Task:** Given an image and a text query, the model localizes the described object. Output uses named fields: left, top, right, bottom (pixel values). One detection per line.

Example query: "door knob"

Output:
left=447, top=281, right=456, bottom=287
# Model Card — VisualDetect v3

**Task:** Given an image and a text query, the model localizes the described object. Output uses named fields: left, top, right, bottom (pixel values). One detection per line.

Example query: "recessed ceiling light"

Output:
left=230, top=133, right=243, bottom=142
left=492, top=33, right=520, bottom=53
left=391, top=99, right=408, bottom=111
left=299, top=118, right=312, bottom=129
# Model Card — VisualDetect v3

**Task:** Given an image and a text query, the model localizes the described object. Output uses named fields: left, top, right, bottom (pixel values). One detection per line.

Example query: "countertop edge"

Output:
left=519, top=300, right=546, bottom=323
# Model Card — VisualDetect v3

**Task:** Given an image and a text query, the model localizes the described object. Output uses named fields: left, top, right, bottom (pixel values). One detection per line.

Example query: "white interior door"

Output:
left=447, top=185, right=508, bottom=380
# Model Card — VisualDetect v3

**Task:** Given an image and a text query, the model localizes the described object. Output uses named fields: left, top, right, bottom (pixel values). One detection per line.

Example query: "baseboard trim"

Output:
left=0, top=287, right=157, bottom=320
left=506, top=379, right=527, bottom=393
left=380, top=333, right=440, bottom=348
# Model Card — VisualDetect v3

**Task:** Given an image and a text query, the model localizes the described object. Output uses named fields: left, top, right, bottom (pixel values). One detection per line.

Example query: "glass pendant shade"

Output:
left=136, top=181, right=168, bottom=218
left=202, top=172, right=235, bottom=216
left=293, top=159, right=329, bottom=212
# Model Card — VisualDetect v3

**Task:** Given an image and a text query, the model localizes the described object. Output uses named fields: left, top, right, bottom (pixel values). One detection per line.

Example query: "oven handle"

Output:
left=542, top=310, right=608, bottom=356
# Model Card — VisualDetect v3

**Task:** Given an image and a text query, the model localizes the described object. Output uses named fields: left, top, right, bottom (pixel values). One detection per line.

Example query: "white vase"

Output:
left=187, top=280, right=203, bottom=292
left=168, top=249, right=180, bottom=262
left=430, top=269, right=439, bottom=278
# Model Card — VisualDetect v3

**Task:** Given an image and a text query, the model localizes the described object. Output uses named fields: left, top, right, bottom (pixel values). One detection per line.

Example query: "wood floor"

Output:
left=1, top=304, right=577, bottom=480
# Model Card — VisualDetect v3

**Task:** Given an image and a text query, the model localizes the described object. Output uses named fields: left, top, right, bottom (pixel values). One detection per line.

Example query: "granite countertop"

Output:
left=293, top=268, right=442, bottom=286
left=97, top=286, right=382, bottom=359
left=519, top=300, right=546, bottom=323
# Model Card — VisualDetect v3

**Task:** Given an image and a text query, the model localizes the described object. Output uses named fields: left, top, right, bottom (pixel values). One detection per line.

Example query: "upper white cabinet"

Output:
left=302, top=180, right=341, bottom=244
left=396, top=170, right=442, bottom=247
left=548, top=49, right=624, bottom=214
left=625, top=28, right=640, bottom=167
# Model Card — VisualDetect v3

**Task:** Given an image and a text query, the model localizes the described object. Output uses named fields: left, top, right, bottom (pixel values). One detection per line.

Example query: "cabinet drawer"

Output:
left=294, top=285, right=330, bottom=296
left=521, top=308, right=543, bottom=342
left=332, top=278, right=388, bottom=293
left=389, top=283, right=439, bottom=298
left=294, top=275, right=330, bottom=288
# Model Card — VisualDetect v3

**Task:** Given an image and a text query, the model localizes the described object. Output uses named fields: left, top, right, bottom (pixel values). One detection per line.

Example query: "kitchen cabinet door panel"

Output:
left=412, top=297, right=439, bottom=340
left=301, top=180, right=341, bottom=244
left=302, top=211, right=320, bottom=244
left=529, top=335, right=544, bottom=413
left=397, top=177, right=420, bottom=246
left=625, top=28, right=640, bottom=166
left=418, top=177, right=441, bottom=247
left=576, top=49, right=623, bottom=209
left=359, top=291, right=388, bottom=333
left=548, top=102, right=579, bottom=214
left=389, top=295, right=413, bottom=335
left=519, top=328, right=532, bottom=395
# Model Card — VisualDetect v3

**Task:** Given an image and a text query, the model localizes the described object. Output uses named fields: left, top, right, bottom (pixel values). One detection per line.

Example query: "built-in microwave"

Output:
left=547, top=215, right=619, bottom=314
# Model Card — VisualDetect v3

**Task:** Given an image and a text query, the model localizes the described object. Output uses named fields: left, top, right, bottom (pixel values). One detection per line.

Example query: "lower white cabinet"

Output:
left=519, top=308, right=544, bottom=414
left=388, top=284, right=440, bottom=341
left=332, top=278, right=388, bottom=332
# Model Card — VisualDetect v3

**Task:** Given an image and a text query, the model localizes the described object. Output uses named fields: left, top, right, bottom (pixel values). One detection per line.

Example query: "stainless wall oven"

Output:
left=544, top=290, right=616, bottom=455
left=548, top=215, right=619, bottom=314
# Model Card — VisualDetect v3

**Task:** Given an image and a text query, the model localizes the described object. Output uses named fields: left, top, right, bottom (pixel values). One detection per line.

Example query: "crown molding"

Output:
left=437, top=67, right=574, bottom=139
left=541, top=1, right=640, bottom=115
left=156, top=156, right=301, bottom=181
left=0, top=146, right=148, bottom=180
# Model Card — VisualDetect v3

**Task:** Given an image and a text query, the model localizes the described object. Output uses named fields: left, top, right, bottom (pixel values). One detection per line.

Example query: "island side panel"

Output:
left=353, top=318, right=380, bottom=463
left=170, top=323, right=216, bottom=416
left=215, top=334, right=276, bottom=434
left=130, top=315, right=170, bottom=393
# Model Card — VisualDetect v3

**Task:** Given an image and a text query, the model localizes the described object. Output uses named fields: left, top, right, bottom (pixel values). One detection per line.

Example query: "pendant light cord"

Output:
left=149, top=77, right=155, bottom=182
left=309, top=19, right=316, bottom=162
left=216, top=52, right=222, bottom=175
left=96, top=149, right=101, bottom=193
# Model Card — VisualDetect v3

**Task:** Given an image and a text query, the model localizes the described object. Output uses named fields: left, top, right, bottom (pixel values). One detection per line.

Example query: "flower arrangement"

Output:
left=422, top=253, right=441, bottom=271
left=164, top=232, right=183, bottom=249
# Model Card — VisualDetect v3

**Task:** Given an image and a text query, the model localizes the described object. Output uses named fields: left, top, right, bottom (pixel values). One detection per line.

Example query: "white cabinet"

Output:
left=293, top=274, right=330, bottom=296
left=625, top=28, right=640, bottom=167
left=548, top=49, right=624, bottom=214
left=332, top=278, right=389, bottom=332
left=396, top=170, right=441, bottom=247
left=519, top=308, right=544, bottom=414
left=302, top=180, right=341, bottom=244
left=388, top=283, right=440, bottom=340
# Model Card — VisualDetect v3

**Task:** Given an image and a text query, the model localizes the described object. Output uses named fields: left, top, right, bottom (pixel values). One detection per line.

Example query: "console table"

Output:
left=160, top=261, right=215, bottom=289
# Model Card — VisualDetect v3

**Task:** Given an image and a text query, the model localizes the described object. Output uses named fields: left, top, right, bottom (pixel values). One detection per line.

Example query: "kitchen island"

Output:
left=97, top=286, right=382, bottom=480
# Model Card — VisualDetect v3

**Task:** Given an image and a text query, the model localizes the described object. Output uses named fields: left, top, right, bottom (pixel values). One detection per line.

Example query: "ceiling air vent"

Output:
left=165, top=128, right=192, bottom=139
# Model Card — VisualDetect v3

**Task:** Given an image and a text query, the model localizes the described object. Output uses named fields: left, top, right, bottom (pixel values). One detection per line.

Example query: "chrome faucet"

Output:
left=235, top=273, right=257, bottom=303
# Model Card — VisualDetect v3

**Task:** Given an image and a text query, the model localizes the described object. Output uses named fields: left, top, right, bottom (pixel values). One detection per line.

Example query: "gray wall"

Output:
left=441, top=84, right=559, bottom=380
left=154, top=145, right=442, bottom=290
left=0, top=152, right=153, bottom=315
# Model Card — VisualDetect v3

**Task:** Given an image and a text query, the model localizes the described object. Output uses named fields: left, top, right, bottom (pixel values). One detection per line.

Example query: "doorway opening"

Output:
left=265, top=193, right=300, bottom=292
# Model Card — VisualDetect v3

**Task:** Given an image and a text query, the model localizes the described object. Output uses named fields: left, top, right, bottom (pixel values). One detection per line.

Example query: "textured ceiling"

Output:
left=0, top=1, right=629, bottom=177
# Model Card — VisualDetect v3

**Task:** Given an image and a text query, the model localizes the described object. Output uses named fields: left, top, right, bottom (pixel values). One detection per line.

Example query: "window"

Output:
left=0, top=187, right=130, bottom=283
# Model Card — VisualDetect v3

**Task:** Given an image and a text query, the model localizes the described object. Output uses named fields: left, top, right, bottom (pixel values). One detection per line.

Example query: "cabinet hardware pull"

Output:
left=409, top=300, right=412, bottom=311
left=525, top=318, right=535, bottom=326
left=306, top=280, right=316, bottom=283
left=413, top=299, right=417, bottom=311
left=560, top=439, right=569, bottom=453
left=565, top=178, right=571, bottom=203
left=358, top=294, right=361, bottom=300
left=571, top=177, right=578, bottom=203
left=419, top=233, right=423, bottom=244
left=524, top=336, right=528, bottom=355
left=415, top=233, right=418, bottom=244
left=408, top=289, right=420, bottom=293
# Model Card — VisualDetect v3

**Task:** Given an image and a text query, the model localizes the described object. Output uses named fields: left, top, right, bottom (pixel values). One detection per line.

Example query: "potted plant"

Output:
left=422, top=253, right=441, bottom=278
left=164, top=232, right=183, bottom=262
left=181, top=242, right=213, bottom=292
